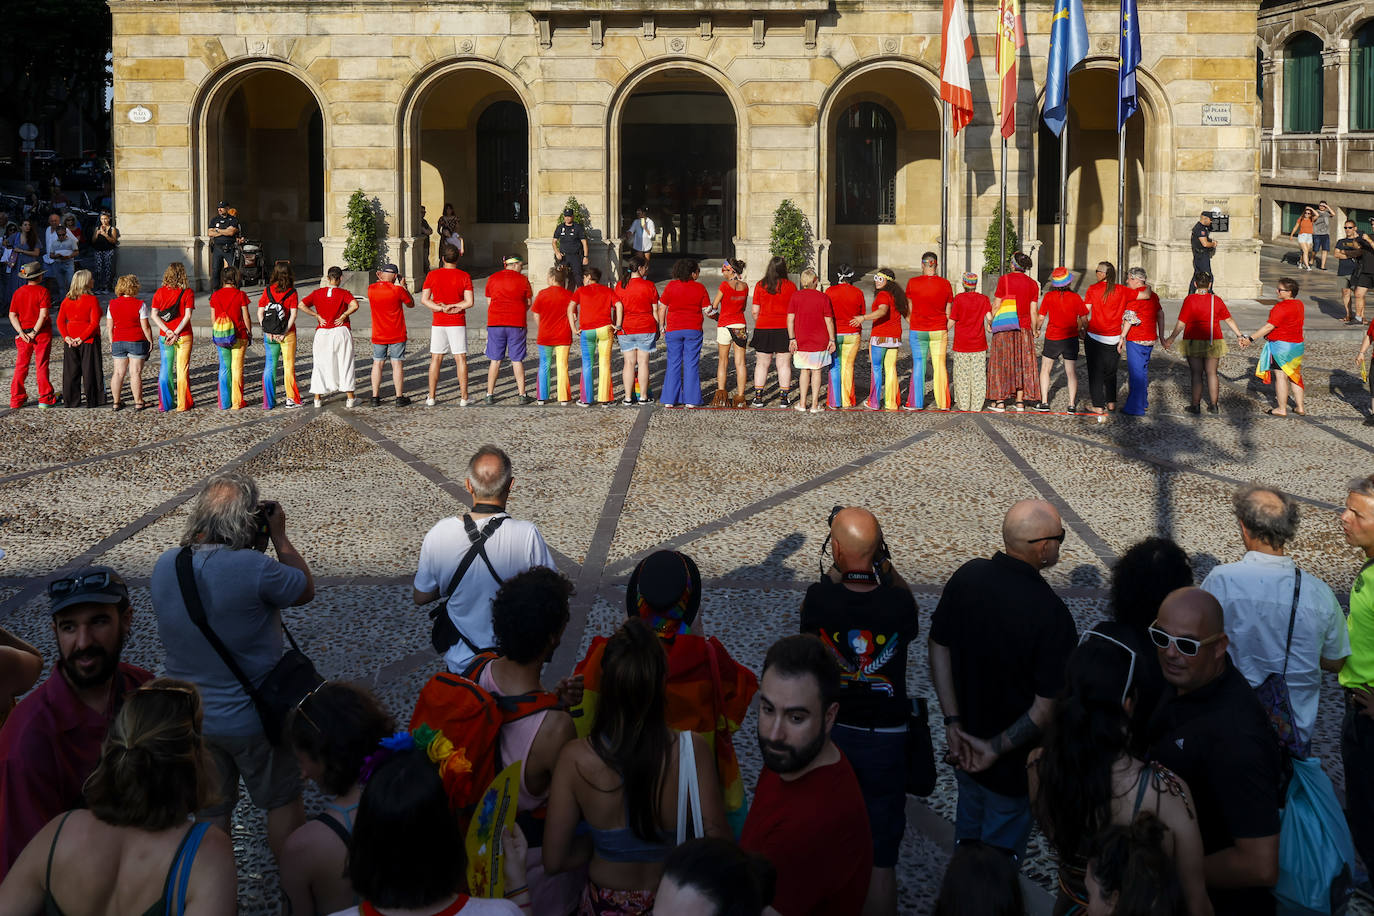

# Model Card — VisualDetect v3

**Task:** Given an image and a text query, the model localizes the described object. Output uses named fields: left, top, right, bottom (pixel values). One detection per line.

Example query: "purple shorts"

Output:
left=485, top=326, right=528, bottom=362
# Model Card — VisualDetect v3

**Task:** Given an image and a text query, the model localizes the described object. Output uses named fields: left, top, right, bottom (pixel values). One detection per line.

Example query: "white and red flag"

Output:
left=940, top=0, right=975, bottom=134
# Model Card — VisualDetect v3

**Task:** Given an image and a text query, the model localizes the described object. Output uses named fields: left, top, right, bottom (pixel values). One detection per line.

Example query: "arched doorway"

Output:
left=203, top=67, right=325, bottom=276
left=617, top=69, right=737, bottom=261
left=821, top=65, right=941, bottom=269
left=412, top=68, right=529, bottom=273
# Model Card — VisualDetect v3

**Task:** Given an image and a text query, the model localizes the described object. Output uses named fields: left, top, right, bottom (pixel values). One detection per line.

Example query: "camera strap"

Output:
left=841, top=570, right=881, bottom=585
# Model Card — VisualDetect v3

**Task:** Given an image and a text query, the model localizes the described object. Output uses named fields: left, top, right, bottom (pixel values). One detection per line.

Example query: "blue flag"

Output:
left=1118, top=0, right=1142, bottom=131
left=1042, top=0, right=1088, bottom=136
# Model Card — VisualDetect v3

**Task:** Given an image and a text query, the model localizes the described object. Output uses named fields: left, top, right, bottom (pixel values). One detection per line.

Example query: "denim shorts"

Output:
left=618, top=332, right=656, bottom=353
left=111, top=340, right=151, bottom=360
left=372, top=341, right=405, bottom=360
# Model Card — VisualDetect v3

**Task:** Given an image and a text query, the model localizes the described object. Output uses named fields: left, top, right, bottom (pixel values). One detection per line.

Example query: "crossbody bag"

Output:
left=428, top=514, right=508, bottom=654
left=1255, top=568, right=1309, bottom=759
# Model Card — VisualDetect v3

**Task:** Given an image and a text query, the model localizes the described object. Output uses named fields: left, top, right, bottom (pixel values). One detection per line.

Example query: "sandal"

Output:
left=134, top=402, right=147, bottom=411
left=112, top=402, right=124, bottom=412
left=1265, top=407, right=1288, bottom=417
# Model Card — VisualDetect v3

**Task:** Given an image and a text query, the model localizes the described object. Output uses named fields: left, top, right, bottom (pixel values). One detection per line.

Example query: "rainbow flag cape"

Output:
left=990, top=297, right=1020, bottom=333
left=1256, top=340, right=1303, bottom=389
left=574, top=633, right=759, bottom=837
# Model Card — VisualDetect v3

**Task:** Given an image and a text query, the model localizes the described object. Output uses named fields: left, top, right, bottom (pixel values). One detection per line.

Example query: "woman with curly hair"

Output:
left=1085, top=814, right=1189, bottom=916
left=150, top=261, right=196, bottom=411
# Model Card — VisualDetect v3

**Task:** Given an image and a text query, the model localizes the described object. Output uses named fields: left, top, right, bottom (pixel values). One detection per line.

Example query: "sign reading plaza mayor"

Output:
left=1202, top=103, right=1232, bottom=126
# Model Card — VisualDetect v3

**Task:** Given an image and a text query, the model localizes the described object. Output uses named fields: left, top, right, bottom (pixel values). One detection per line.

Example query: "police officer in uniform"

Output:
left=208, top=200, right=241, bottom=283
left=552, top=208, right=588, bottom=290
left=1188, top=211, right=1216, bottom=294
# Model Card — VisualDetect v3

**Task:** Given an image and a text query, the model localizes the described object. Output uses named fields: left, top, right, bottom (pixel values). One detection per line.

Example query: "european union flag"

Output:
left=1042, top=0, right=1088, bottom=136
left=1118, top=0, right=1142, bottom=132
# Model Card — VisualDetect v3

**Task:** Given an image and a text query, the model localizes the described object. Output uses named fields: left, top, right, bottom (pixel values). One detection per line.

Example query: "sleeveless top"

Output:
left=44, top=813, right=210, bottom=916
left=476, top=664, right=551, bottom=813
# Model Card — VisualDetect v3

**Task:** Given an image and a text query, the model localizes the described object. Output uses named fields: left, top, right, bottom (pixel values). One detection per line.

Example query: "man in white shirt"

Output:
left=1201, top=484, right=1349, bottom=748
left=625, top=207, right=656, bottom=262
left=412, top=445, right=556, bottom=673
left=43, top=225, right=78, bottom=295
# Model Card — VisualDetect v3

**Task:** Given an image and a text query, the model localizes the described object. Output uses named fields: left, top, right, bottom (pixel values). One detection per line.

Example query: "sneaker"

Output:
left=1066, top=403, right=1078, bottom=415
left=536, top=399, right=546, bottom=406
left=639, top=396, right=654, bottom=405
left=901, top=404, right=921, bottom=412
left=1014, top=402, right=1025, bottom=412
left=37, top=403, right=50, bottom=410
left=371, top=395, right=382, bottom=407
left=988, top=402, right=1006, bottom=413
left=459, top=398, right=469, bottom=407
left=313, top=397, right=323, bottom=408
left=684, top=403, right=697, bottom=409
left=1031, top=401, right=1051, bottom=412
left=346, top=397, right=356, bottom=408
left=283, top=399, right=301, bottom=409
left=1185, top=404, right=1202, bottom=415
left=578, top=400, right=590, bottom=407
left=622, top=397, right=635, bottom=405
left=1207, top=402, right=1219, bottom=414
left=794, top=402, right=808, bottom=412
left=562, top=400, right=574, bottom=407
left=518, top=395, right=534, bottom=405
left=484, top=395, right=496, bottom=406
left=425, top=397, right=436, bottom=407
left=810, top=405, right=824, bottom=414
left=396, top=395, right=412, bottom=406
left=751, top=395, right=765, bottom=407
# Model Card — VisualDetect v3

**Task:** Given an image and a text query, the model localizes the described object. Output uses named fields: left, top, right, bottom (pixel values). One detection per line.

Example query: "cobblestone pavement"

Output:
left=1, top=325, right=1371, bottom=915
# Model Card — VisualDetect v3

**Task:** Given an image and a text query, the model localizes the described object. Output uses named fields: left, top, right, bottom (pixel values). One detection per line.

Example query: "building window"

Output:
left=1283, top=32, right=1324, bottom=134
left=476, top=101, right=528, bottom=224
left=1354, top=22, right=1374, bottom=130
left=835, top=102, right=896, bottom=225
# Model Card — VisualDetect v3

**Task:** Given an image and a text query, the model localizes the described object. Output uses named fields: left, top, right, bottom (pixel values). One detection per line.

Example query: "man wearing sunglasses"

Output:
left=0, top=566, right=152, bottom=881
left=1148, top=587, right=1283, bottom=916
left=1339, top=475, right=1374, bottom=893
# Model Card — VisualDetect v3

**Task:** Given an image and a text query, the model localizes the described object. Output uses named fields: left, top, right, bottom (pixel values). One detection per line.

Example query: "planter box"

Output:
left=340, top=269, right=376, bottom=298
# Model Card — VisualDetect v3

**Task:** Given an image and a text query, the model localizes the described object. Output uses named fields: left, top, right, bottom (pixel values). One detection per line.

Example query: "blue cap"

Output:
left=379, top=263, right=399, bottom=274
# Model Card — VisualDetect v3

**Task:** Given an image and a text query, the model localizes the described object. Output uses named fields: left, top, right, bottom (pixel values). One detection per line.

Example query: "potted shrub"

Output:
left=770, top=199, right=813, bottom=275
left=982, top=201, right=1019, bottom=291
left=341, top=189, right=381, bottom=296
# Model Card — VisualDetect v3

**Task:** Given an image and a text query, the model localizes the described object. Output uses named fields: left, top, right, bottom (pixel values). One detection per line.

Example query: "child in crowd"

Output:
left=532, top=266, right=574, bottom=405
left=209, top=266, right=252, bottom=409
left=300, top=266, right=359, bottom=408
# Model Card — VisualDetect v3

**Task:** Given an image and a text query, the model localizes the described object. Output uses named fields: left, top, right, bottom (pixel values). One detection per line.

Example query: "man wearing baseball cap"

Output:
left=552, top=208, right=588, bottom=290
left=208, top=201, right=241, bottom=286
left=484, top=255, right=535, bottom=405
left=367, top=263, right=416, bottom=406
left=0, top=566, right=153, bottom=879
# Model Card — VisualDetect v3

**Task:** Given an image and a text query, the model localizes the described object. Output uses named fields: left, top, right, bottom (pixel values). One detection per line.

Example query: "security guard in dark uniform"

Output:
left=1188, top=211, right=1216, bottom=295
left=208, top=200, right=241, bottom=282
left=552, top=208, right=588, bottom=290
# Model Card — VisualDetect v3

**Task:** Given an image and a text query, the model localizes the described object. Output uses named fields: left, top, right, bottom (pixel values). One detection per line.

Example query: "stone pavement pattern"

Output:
left=1, top=327, right=1372, bottom=915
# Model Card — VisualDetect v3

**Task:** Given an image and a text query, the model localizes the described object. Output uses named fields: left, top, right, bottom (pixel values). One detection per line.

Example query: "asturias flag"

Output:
left=1118, top=0, right=1142, bottom=131
left=996, top=0, right=1026, bottom=140
left=940, top=0, right=975, bottom=135
left=1043, top=0, right=1089, bottom=136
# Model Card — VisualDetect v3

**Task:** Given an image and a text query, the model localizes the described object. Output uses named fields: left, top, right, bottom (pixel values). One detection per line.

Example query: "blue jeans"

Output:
left=954, top=770, right=1033, bottom=861
left=663, top=329, right=702, bottom=406
left=49, top=259, right=74, bottom=295
left=1122, top=341, right=1152, bottom=416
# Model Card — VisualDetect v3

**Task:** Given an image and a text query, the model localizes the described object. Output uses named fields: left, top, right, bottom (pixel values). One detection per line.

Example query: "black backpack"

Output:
left=261, top=286, right=291, bottom=335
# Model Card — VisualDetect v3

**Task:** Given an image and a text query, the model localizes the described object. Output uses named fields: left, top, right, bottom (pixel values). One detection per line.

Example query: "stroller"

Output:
left=237, top=237, right=267, bottom=286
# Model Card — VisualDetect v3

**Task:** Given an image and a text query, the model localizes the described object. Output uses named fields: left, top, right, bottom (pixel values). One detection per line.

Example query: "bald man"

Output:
left=801, top=507, right=918, bottom=916
left=1148, top=587, right=1282, bottom=916
left=928, top=499, right=1076, bottom=859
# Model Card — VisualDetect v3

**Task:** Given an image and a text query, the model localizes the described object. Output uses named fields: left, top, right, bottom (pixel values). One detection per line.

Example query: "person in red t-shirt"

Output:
left=1034, top=268, right=1088, bottom=413
left=366, top=264, right=415, bottom=405
left=616, top=254, right=661, bottom=405
left=904, top=252, right=954, bottom=410
left=55, top=269, right=104, bottom=408
left=1164, top=270, right=1247, bottom=414
left=8, top=261, right=56, bottom=408
left=855, top=268, right=908, bottom=411
left=421, top=243, right=474, bottom=406
left=1246, top=276, right=1306, bottom=416
left=1083, top=261, right=1133, bottom=422
left=988, top=253, right=1041, bottom=411
left=568, top=267, right=621, bottom=405
left=484, top=255, right=536, bottom=405
left=532, top=265, right=575, bottom=404
left=209, top=266, right=252, bottom=410
left=256, top=261, right=302, bottom=411
left=750, top=258, right=797, bottom=407
left=104, top=274, right=153, bottom=411
left=1119, top=267, right=1168, bottom=417
left=300, top=266, right=360, bottom=407
left=948, top=272, right=992, bottom=411
left=149, top=261, right=196, bottom=412
left=825, top=264, right=865, bottom=410
left=711, top=258, right=750, bottom=408
left=741, top=635, right=873, bottom=916
left=661, top=258, right=713, bottom=408
left=787, top=269, right=836, bottom=413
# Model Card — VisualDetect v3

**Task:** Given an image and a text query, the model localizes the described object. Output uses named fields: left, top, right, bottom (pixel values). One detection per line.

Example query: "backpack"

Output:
left=261, top=286, right=291, bottom=335
left=210, top=314, right=238, bottom=348
left=408, top=652, right=561, bottom=817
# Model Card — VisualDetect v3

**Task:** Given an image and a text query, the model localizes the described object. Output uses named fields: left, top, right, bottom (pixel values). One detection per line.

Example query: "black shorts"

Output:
left=1349, top=272, right=1369, bottom=291
left=1042, top=336, right=1080, bottom=361
left=751, top=327, right=790, bottom=354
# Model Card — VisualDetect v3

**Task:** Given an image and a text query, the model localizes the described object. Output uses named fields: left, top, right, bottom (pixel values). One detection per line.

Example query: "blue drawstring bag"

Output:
left=1275, top=757, right=1355, bottom=916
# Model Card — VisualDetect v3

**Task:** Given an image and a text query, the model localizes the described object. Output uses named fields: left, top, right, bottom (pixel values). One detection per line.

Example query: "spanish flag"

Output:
left=996, top=0, right=1026, bottom=140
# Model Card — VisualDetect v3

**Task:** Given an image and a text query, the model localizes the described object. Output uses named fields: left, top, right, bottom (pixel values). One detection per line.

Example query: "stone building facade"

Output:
left=1259, top=0, right=1374, bottom=237
left=111, top=0, right=1261, bottom=297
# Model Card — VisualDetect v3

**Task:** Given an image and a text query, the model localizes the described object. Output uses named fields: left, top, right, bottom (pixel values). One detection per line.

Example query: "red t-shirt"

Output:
left=150, top=287, right=194, bottom=338
left=949, top=291, right=992, bottom=353
left=573, top=283, right=615, bottom=330
left=717, top=281, right=749, bottom=326
left=1177, top=293, right=1232, bottom=341
left=532, top=287, right=574, bottom=346
left=57, top=294, right=101, bottom=343
left=788, top=288, right=834, bottom=352
left=906, top=275, right=954, bottom=332
left=257, top=284, right=299, bottom=313
left=740, top=755, right=873, bottom=916
left=107, top=296, right=150, bottom=343
left=368, top=282, right=414, bottom=345
left=302, top=287, right=356, bottom=329
left=618, top=278, right=660, bottom=335
left=662, top=279, right=711, bottom=333
left=1039, top=289, right=1088, bottom=341
left=871, top=290, right=903, bottom=340
left=9, top=284, right=52, bottom=332
left=1085, top=282, right=1132, bottom=339
left=423, top=267, right=473, bottom=327
left=994, top=272, right=1039, bottom=329
left=825, top=283, right=865, bottom=332
left=1125, top=290, right=1163, bottom=343
left=210, top=288, right=251, bottom=338
left=753, top=279, right=797, bottom=330
left=485, top=269, right=533, bottom=328
left=1267, top=298, right=1305, bottom=343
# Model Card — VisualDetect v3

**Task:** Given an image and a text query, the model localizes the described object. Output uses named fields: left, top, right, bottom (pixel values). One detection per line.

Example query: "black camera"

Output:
left=251, top=500, right=278, bottom=552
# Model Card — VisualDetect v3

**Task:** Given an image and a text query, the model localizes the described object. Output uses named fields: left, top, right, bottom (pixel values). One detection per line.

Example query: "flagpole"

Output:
left=999, top=136, right=1008, bottom=273
left=1116, top=122, right=1126, bottom=271
left=1058, top=128, right=1069, bottom=268
left=941, top=101, right=950, bottom=272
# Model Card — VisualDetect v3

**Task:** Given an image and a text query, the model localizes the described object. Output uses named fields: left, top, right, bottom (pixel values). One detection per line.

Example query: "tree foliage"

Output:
left=562, top=196, right=590, bottom=226
left=983, top=201, right=1021, bottom=277
left=343, top=190, right=381, bottom=272
left=769, top=199, right=813, bottom=274
left=0, top=0, right=113, bottom=150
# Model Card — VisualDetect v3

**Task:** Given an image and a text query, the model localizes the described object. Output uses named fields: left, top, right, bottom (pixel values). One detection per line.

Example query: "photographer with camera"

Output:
left=799, top=506, right=918, bottom=916
left=149, top=471, right=314, bottom=865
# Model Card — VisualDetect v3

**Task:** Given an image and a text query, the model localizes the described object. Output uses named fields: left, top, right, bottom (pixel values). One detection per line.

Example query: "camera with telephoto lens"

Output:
left=251, top=501, right=279, bottom=552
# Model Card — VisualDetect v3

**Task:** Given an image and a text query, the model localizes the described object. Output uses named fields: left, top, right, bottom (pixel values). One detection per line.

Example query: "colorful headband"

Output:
left=359, top=727, right=475, bottom=805
left=874, top=269, right=896, bottom=283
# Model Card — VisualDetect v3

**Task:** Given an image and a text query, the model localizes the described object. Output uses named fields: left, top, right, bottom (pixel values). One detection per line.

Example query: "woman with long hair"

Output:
left=659, top=259, right=712, bottom=408
left=1028, top=624, right=1210, bottom=916
left=150, top=261, right=195, bottom=411
left=1084, top=262, right=1131, bottom=423
left=545, top=618, right=729, bottom=915
left=1290, top=205, right=1316, bottom=271
left=258, top=260, right=301, bottom=409
left=711, top=258, right=750, bottom=407
left=749, top=257, right=796, bottom=407
left=855, top=268, right=907, bottom=410
left=105, top=273, right=153, bottom=411
left=1164, top=271, right=1247, bottom=415
left=1085, top=815, right=1189, bottom=916
left=7, top=219, right=41, bottom=303
left=91, top=211, right=119, bottom=294
left=533, top=265, right=575, bottom=404
left=568, top=267, right=621, bottom=405
left=56, top=268, right=104, bottom=407
left=825, top=263, right=865, bottom=409
left=987, top=251, right=1041, bottom=412
left=0, top=679, right=236, bottom=915
left=616, top=254, right=660, bottom=405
